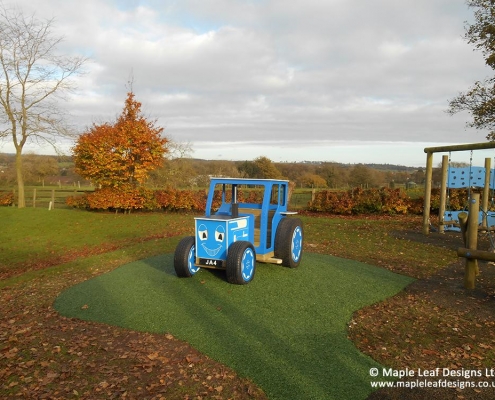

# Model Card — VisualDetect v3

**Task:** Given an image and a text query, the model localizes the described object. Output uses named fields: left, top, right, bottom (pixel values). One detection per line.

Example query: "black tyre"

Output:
left=174, top=236, right=200, bottom=278
left=274, top=218, right=304, bottom=268
left=226, top=241, right=256, bottom=285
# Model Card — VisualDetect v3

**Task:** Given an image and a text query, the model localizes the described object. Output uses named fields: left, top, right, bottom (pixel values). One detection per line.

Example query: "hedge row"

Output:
left=307, top=187, right=424, bottom=215
left=66, top=187, right=207, bottom=212
left=429, top=188, right=472, bottom=211
left=66, top=187, right=266, bottom=212
left=66, top=186, right=428, bottom=215
left=307, top=187, right=485, bottom=215
left=4, top=186, right=479, bottom=214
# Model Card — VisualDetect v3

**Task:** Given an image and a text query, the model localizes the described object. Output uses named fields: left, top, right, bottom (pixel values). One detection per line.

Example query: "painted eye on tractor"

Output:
left=198, top=224, right=208, bottom=241
left=215, top=226, right=225, bottom=242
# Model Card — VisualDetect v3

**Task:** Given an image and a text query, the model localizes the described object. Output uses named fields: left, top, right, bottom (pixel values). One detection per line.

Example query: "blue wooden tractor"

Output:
left=174, top=178, right=304, bottom=284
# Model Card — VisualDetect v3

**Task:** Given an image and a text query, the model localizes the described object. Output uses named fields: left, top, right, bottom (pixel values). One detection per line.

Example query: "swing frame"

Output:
left=443, top=150, right=475, bottom=232
left=423, top=142, right=495, bottom=235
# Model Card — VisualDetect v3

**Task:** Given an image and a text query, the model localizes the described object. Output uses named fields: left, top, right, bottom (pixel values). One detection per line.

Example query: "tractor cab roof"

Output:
left=209, top=178, right=289, bottom=186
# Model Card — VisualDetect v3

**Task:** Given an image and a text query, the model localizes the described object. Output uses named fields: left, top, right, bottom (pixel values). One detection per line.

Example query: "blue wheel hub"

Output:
left=291, top=226, right=303, bottom=262
left=241, top=248, right=255, bottom=281
left=188, top=245, right=200, bottom=275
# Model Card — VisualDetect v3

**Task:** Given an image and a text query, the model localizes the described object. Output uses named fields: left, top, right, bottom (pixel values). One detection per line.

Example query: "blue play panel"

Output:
left=443, top=211, right=495, bottom=232
left=447, top=167, right=486, bottom=188
left=443, top=166, right=495, bottom=231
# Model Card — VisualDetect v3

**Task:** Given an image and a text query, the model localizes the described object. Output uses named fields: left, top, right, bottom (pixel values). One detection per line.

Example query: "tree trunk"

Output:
left=15, top=150, right=25, bottom=208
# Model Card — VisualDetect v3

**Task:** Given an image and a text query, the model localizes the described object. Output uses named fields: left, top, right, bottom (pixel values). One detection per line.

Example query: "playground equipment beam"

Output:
left=422, top=141, right=495, bottom=235
left=424, top=142, right=495, bottom=153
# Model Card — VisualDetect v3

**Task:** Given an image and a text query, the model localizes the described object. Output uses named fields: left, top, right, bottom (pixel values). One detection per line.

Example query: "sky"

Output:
left=1, top=0, right=494, bottom=167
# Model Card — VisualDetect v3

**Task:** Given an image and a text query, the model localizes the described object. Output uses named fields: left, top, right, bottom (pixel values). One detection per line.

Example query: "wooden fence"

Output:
left=0, top=187, right=322, bottom=210
left=290, top=190, right=315, bottom=210
left=1, top=187, right=93, bottom=209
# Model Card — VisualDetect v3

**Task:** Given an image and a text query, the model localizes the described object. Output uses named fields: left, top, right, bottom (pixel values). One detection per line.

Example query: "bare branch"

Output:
left=0, top=3, right=86, bottom=207
left=447, top=1, right=495, bottom=140
left=0, top=4, right=86, bottom=148
left=165, top=138, right=194, bottom=160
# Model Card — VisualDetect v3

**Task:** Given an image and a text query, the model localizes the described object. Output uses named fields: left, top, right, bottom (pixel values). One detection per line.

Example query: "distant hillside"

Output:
left=363, top=163, right=418, bottom=172
left=1, top=153, right=422, bottom=170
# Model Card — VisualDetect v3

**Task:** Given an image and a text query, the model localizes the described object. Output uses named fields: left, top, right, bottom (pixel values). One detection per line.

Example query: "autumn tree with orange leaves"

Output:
left=73, top=92, right=168, bottom=188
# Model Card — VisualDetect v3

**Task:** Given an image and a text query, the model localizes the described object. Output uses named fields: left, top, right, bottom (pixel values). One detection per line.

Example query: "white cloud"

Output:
left=0, top=0, right=492, bottom=166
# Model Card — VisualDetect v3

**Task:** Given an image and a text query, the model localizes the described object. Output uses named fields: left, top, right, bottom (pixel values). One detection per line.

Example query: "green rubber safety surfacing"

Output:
left=54, top=253, right=414, bottom=400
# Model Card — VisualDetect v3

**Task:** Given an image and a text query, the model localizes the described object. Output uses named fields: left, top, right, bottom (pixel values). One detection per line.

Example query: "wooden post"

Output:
left=33, top=188, right=37, bottom=208
left=458, top=211, right=468, bottom=247
left=51, top=189, right=55, bottom=209
left=422, top=151, right=433, bottom=235
left=465, top=193, right=480, bottom=289
left=439, top=155, right=449, bottom=234
left=482, top=157, right=491, bottom=230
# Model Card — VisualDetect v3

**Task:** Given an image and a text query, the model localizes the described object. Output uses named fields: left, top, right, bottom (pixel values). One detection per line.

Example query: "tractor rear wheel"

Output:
left=226, top=241, right=256, bottom=284
left=174, top=236, right=200, bottom=277
left=274, top=218, right=303, bottom=268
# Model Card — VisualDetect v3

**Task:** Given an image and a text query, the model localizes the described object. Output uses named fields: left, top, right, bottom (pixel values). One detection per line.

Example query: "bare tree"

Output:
left=447, top=1, right=495, bottom=140
left=0, top=4, right=85, bottom=207
left=165, top=139, right=193, bottom=160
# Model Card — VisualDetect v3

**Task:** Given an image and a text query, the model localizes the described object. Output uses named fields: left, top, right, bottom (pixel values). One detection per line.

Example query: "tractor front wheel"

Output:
left=274, top=218, right=304, bottom=268
left=174, top=236, right=200, bottom=278
left=226, top=241, right=256, bottom=284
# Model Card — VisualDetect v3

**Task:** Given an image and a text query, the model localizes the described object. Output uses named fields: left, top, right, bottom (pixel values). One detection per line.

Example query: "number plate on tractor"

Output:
left=199, top=258, right=224, bottom=268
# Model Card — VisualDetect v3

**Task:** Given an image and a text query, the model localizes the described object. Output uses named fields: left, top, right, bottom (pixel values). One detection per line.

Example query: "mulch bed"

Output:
left=392, top=229, right=495, bottom=316
left=0, top=271, right=266, bottom=399
left=353, top=229, right=495, bottom=400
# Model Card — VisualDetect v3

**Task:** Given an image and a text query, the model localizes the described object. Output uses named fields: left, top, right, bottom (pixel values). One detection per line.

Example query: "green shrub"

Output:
left=67, top=186, right=159, bottom=212
left=66, top=194, right=90, bottom=209
left=68, top=187, right=206, bottom=212
left=308, top=187, right=416, bottom=215
left=155, top=189, right=206, bottom=211
left=0, top=191, right=13, bottom=207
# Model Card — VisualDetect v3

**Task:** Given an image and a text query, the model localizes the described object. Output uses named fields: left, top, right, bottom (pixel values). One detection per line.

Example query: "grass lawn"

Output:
left=0, top=207, right=191, bottom=279
left=302, top=215, right=456, bottom=278
left=54, top=252, right=414, bottom=399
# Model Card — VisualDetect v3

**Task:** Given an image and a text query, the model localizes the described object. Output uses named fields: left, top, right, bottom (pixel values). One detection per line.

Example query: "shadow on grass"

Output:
left=54, top=253, right=413, bottom=400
